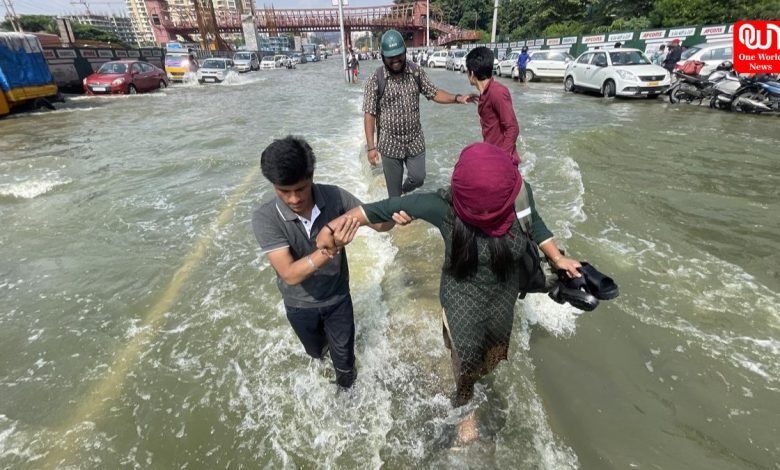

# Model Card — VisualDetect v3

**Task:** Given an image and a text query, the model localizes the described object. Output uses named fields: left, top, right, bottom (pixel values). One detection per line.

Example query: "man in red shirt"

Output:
left=465, top=47, right=520, bottom=165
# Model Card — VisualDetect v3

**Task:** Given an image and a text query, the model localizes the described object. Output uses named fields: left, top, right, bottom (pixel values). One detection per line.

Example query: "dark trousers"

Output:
left=519, top=67, right=526, bottom=82
left=285, top=296, right=356, bottom=388
left=382, top=152, right=426, bottom=197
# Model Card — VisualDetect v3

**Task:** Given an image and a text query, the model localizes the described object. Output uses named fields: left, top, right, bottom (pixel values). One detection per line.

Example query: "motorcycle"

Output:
left=730, top=75, right=780, bottom=114
left=668, top=63, right=722, bottom=104
left=709, top=64, right=755, bottom=111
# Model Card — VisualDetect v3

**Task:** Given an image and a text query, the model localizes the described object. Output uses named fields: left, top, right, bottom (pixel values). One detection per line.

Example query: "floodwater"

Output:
left=0, top=59, right=778, bottom=469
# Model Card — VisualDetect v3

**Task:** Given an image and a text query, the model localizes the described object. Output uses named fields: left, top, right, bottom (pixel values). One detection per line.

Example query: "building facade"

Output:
left=125, top=0, right=254, bottom=46
left=65, top=14, right=138, bottom=45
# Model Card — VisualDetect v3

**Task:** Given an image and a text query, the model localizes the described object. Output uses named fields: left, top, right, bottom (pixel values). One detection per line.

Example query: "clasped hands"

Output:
left=316, top=217, right=360, bottom=254
left=316, top=211, right=415, bottom=253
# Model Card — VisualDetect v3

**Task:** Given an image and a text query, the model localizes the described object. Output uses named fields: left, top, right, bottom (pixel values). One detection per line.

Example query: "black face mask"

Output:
left=382, top=54, right=406, bottom=75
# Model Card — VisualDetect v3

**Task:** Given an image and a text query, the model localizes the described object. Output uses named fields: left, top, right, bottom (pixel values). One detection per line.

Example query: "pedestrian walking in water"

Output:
left=517, top=46, right=530, bottom=83
left=466, top=46, right=520, bottom=164
left=316, top=142, right=580, bottom=443
left=252, top=136, right=401, bottom=391
left=348, top=48, right=360, bottom=83
left=363, top=29, right=475, bottom=197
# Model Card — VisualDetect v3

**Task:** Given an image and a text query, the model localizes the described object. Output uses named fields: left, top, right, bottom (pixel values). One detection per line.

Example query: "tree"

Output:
left=1, top=15, right=57, bottom=33
left=71, top=23, right=125, bottom=46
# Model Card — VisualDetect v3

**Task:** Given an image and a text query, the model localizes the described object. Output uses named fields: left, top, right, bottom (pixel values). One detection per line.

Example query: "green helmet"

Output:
left=380, top=30, right=406, bottom=57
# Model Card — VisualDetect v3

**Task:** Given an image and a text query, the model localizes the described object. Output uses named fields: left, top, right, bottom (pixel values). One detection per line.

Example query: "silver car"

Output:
left=196, top=58, right=236, bottom=83
left=233, top=52, right=259, bottom=72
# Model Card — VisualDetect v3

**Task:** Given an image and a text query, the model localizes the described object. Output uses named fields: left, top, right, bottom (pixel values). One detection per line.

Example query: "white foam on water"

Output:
left=0, top=177, right=71, bottom=199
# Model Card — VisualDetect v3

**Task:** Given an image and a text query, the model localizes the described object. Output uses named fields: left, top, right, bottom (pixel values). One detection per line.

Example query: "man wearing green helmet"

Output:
left=363, top=29, right=476, bottom=197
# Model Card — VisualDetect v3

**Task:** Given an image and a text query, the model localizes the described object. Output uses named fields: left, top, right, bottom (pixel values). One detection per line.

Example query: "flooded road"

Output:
left=1, top=59, right=778, bottom=469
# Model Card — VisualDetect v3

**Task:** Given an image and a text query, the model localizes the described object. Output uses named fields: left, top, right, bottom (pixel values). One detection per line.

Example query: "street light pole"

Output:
left=335, top=0, right=349, bottom=83
left=426, top=0, right=429, bottom=48
left=490, top=0, right=499, bottom=43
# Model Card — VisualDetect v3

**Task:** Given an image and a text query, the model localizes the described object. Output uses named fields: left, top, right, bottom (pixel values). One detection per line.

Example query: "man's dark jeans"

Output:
left=285, top=296, right=356, bottom=388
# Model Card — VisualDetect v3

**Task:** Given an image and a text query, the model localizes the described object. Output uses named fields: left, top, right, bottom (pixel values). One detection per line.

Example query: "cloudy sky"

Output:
left=6, top=0, right=389, bottom=16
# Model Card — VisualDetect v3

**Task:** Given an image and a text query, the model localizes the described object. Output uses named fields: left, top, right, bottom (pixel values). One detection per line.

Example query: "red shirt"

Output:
left=477, top=79, right=520, bottom=164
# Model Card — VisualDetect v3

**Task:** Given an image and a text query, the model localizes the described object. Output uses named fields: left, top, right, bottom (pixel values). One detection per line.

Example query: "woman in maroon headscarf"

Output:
left=317, top=142, right=579, bottom=413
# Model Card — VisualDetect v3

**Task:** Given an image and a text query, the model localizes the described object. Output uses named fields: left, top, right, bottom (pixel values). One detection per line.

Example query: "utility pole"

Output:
left=334, top=0, right=349, bottom=83
left=490, top=0, right=499, bottom=43
left=426, top=0, right=429, bottom=48
left=1, top=0, right=21, bottom=32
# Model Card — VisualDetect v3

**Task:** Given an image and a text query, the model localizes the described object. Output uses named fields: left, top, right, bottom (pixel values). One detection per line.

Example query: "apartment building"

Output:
left=125, top=0, right=254, bottom=45
left=66, top=14, right=138, bottom=45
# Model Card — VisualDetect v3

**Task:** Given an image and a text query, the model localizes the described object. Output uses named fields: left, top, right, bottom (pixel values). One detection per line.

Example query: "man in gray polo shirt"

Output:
left=252, top=136, right=398, bottom=390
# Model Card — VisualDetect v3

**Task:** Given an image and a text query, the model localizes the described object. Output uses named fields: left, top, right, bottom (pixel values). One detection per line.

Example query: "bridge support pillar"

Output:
left=242, top=14, right=258, bottom=51
left=410, top=30, right=426, bottom=48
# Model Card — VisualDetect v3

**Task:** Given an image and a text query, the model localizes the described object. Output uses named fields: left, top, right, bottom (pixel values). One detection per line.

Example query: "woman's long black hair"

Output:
left=446, top=216, right=514, bottom=282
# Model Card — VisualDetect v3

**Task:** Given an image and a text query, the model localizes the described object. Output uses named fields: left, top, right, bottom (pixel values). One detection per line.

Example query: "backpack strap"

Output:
left=515, top=182, right=532, bottom=234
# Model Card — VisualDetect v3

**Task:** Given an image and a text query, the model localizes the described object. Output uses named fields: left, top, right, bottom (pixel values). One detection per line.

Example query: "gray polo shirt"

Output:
left=252, top=183, right=362, bottom=308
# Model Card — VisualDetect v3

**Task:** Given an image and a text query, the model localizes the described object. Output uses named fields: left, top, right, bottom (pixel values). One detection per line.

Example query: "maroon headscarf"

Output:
left=451, top=142, right=522, bottom=237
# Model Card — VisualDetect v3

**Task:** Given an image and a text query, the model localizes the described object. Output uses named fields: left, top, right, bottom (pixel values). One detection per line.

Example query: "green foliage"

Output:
left=542, top=21, right=589, bottom=37
left=399, top=0, right=780, bottom=42
left=1, top=15, right=57, bottom=33
left=71, top=23, right=123, bottom=44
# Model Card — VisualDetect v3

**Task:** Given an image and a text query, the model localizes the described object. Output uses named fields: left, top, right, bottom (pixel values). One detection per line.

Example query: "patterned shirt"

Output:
left=362, top=63, right=438, bottom=160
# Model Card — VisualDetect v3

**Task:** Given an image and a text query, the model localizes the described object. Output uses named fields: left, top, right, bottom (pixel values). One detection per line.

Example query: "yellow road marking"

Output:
left=43, top=166, right=260, bottom=468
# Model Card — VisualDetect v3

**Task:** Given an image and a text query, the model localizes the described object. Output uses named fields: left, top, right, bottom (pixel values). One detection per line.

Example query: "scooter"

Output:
left=709, top=64, right=754, bottom=111
left=731, top=75, right=780, bottom=114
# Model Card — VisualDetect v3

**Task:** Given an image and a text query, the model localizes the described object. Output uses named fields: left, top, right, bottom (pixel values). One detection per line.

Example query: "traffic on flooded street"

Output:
left=1, top=16, right=779, bottom=470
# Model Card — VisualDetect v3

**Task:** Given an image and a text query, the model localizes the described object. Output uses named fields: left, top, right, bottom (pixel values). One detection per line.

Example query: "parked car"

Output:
left=84, top=60, right=168, bottom=95
left=521, top=50, right=573, bottom=81
left=427, top=50, right=448, bottom=68
left=564, top=48, right=670, bottom=98
left=233, top=51, right=259, bottom=72
left=196, top=58, right=235, bottom=83
left=675, top=40, right=733, bottom=77
left=446, top=49, right=468, bottom=71
left=496, top=51, right=520, bottom=77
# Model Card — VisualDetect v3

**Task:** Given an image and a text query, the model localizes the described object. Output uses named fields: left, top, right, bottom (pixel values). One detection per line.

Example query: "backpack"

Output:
left=514, top=182, right=555, bottom=297
left=374, top=62, right=422, bottom=102
left=373, top=62, right=423, bottom=143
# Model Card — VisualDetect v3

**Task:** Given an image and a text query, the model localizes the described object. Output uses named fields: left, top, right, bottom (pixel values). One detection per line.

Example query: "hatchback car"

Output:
left=521, top=50, right=574, bottom=81
left=196, top=58, right=235, bottom=83
left=233, top=51, right=259, bottom=72
left=83, top=60, right=168, bottom=95
left=446, top=49, right=467, bottom=71
left=427, top=50, right=448, bottom=68
left=495, top=51, right=520, bottom=77
left=675, top=41, right=733, bottom=76
left=564, top=48, right=670, bottom=98
left=274, top=54, right=291, bottom=68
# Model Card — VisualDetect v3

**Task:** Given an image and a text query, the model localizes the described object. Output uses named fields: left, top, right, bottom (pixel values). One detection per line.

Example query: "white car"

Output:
left=564, top=48, right=670, bottom=98
left=495, top=51, right=519, bottom=78
left=196, top=58, right=235, bottom=83
left=232, top=51, right=259, bottom=72
left=446, top=49, right=467, bottom=71
left=675, top=40, right=733, bottom=76
left=274, top=54, right=291, bottom=68
left=427, top=50, right=448, bottom=68
left=260, top=55, right=277, bottom=70
left=521, top=50, right=574, bottom=81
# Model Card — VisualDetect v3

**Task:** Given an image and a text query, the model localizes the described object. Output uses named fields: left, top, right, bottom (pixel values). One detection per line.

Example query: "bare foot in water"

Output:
left=456, top=412, right=479, bottom=445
